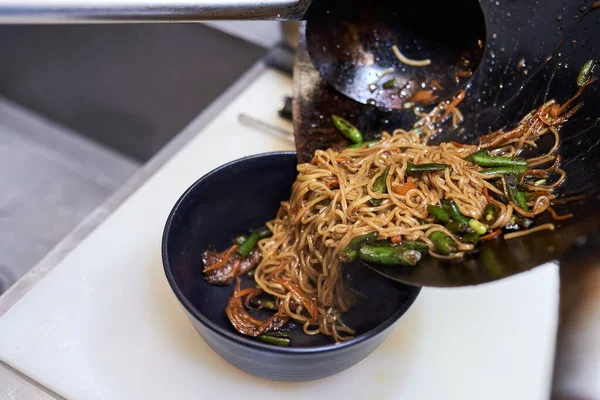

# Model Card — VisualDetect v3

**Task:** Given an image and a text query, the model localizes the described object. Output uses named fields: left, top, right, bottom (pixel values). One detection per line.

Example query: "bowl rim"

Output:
left=162, top=151, right=421, bottom=355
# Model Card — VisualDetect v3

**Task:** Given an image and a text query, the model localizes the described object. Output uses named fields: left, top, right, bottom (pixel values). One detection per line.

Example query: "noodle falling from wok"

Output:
left=202, top=66, right=595, bottom=344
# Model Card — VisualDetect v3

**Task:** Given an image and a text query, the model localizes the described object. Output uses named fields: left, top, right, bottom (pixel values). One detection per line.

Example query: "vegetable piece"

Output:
left=249, top=297, right=278, bottom=311
left=479, top=166, right=527, bottom=176
left=429, top=232, right=458, bottom=255
left=468, top=219, right=488, bottom=235
left=441, top=199, right=470, bottom=224
left=480, top=228, right=502, bottom=241
left=465, top=150, right=527, bottom=167
left=358, top=245, right=422, bottom=266
left=338, top=248, right=358, bottom=263
left=233, top=235, right=247, bottom=246
left=505, top=174, right=529, bottom=211
left=399, top=240, right=429, bottom=252
left=445, top=221, right=474, bottom=234
left=382, top=79, right=398, bottom=89
left=237, top=228, right=272, bottom=258
left=392, top=181, right=418, bottom=195
left=226, top=279, right=288, bottom=337
left=483, top=203, right=499, bottom=224
left=406, top=162, right=449, bottom=176
left=427, top=205, right=450, bottom=223
left=338, top=232, right=379, bottom=262
left=331, top=115, right=364, bottom=144
left=369, top=166, right=391, bottom=206
left=577, top=59, right=597, bottom=87
left=461, top=232, right=480, bottom=245
left=258, top=333, right=291, bottom=347
left=203, top=246, right=262, bottom=286
left=347, top=140, right=378, bottom=149
left=367, top=239, right=429, bottom=252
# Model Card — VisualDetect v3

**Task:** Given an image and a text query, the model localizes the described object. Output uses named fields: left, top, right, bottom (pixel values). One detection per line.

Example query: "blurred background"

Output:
left=0, top=21, right=298, bottom=296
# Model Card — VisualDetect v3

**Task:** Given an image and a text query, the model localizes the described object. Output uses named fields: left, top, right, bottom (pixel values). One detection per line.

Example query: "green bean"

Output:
left=406, top=162, right=449, bottom=176
left=461, top=232, right=480, bottom=245
left=429, top=232, right=458, bottom=255
left=237, top=228, right=272, bottom=258
left=369, top=166, right=391, bottom=206
left=479, top=166, right=527, bottom=176
left=249, top=297, right=278, bottom=311
left=427, top=205, right=450, bottom=223
left=382, top=79, right=397, bottom=89
left=465, top=150, right=527, bottom=167
left=577, top=59, right=597, bottom=87
left=258, top=334, right=290, bottom=347
left=338, top=232, right=379, bottom=263
left=347, top=140, right=378, bottom=149
left=445, top=221, right=473, bottom=234
left=533, top=179, right=547, bottom=186
left=483, top=203, right=499, bottom=224
left=358, top=245, right=422, bottom=266
left=441, top=200, right=470, bottom=224
left=468, top=219, right=488, bottom=235
left=331, top=114, right=364, bottom=144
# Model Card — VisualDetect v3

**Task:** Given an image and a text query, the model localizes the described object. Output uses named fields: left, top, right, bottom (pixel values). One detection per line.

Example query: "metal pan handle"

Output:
left=0, top=0, right=311, bottom=23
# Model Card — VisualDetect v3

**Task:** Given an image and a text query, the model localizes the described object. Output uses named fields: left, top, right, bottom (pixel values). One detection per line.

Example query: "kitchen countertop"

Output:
left=0, top=62, right=559, bottom=400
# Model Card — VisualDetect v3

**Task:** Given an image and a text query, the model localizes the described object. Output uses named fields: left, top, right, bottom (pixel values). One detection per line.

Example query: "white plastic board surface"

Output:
left=0, top=69, right=559, bottom=400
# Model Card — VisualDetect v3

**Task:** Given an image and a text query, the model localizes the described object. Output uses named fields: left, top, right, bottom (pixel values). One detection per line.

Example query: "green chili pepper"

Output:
left=369, top=166, right=391, bottom=206
left=237, top=228, right=272, bottom=258
left=406, top=162, right=449, bottom=176
left=358, top=245, right=422, bottom=266
left=427, top=205, right=450, bottom=223
left=445, top=221, right=474, bottom=234
left=577, top=59, right=597, bottom=87
left=249, top=297, right=278, bottom=311
left=468, top=219, right=488, bottom=235
left=347, top=140, right=378, bottom=149
left=505, top=174, right=529, bottom=211
left=479, top=166, right=528, bottom=176
left=331, top=114, right=364, bottom=144
left=429, top=231, right=458, bottom=255
left=461, top=232, right=480, bottom=245
left=338, top=248, right=358, bottom=263
left=399, top=240, right=429, bottom=252
left=258, top=333, right=290, bottom=347
left=465, top=150, right=527, bottom=167
left=338, top=232, right=379, bottom=263
left=382, top=79, right=398, bottom=89
left=483, top=203, right=499, bottom=224
left=441, top=199, right=470, bottom=224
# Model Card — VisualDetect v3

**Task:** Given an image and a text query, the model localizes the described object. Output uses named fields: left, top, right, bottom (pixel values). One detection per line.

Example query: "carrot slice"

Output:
left=390, top=235, right=403, bottom=244
left=392, top=182, right=417, bottom=196
left=480, top=229, right=502, bottom=241
left=203, top=245, right=239, bottom=272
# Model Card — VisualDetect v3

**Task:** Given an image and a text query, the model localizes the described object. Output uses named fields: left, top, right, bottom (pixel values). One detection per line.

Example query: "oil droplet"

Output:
left=492, top=33, right=498, bottom=39
left=367, top=99, right=377, bottom=106
left=368, top=83, right=378, bottom=92
left=571, top=39, right=577, bottom=46
left=556, top=14, right=562, bottom=21
left=580, top=5, right=587, bottom=12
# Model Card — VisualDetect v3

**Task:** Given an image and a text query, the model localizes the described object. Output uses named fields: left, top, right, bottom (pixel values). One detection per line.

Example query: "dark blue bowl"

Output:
left=162, top=151, right=421, bottom=382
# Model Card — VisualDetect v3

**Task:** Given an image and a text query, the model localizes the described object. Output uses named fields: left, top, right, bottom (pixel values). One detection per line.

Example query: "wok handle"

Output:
left=0, top=0, right=310, bottom=23
left=552, top=249, right=600, bottom=400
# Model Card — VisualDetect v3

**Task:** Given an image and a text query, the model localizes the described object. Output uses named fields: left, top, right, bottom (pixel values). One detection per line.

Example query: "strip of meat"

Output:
left=225, top=279, right=288, bottom=337
left=202, top=247, right=261, bottom=286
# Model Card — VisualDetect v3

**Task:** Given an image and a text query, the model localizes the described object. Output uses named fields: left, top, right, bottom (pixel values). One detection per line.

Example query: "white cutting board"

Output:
left=0, top=68, right=559, bottom=400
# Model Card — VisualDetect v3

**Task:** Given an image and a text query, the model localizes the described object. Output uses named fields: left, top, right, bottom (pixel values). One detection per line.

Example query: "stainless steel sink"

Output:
left=0, top=23, right=267, bottom=294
